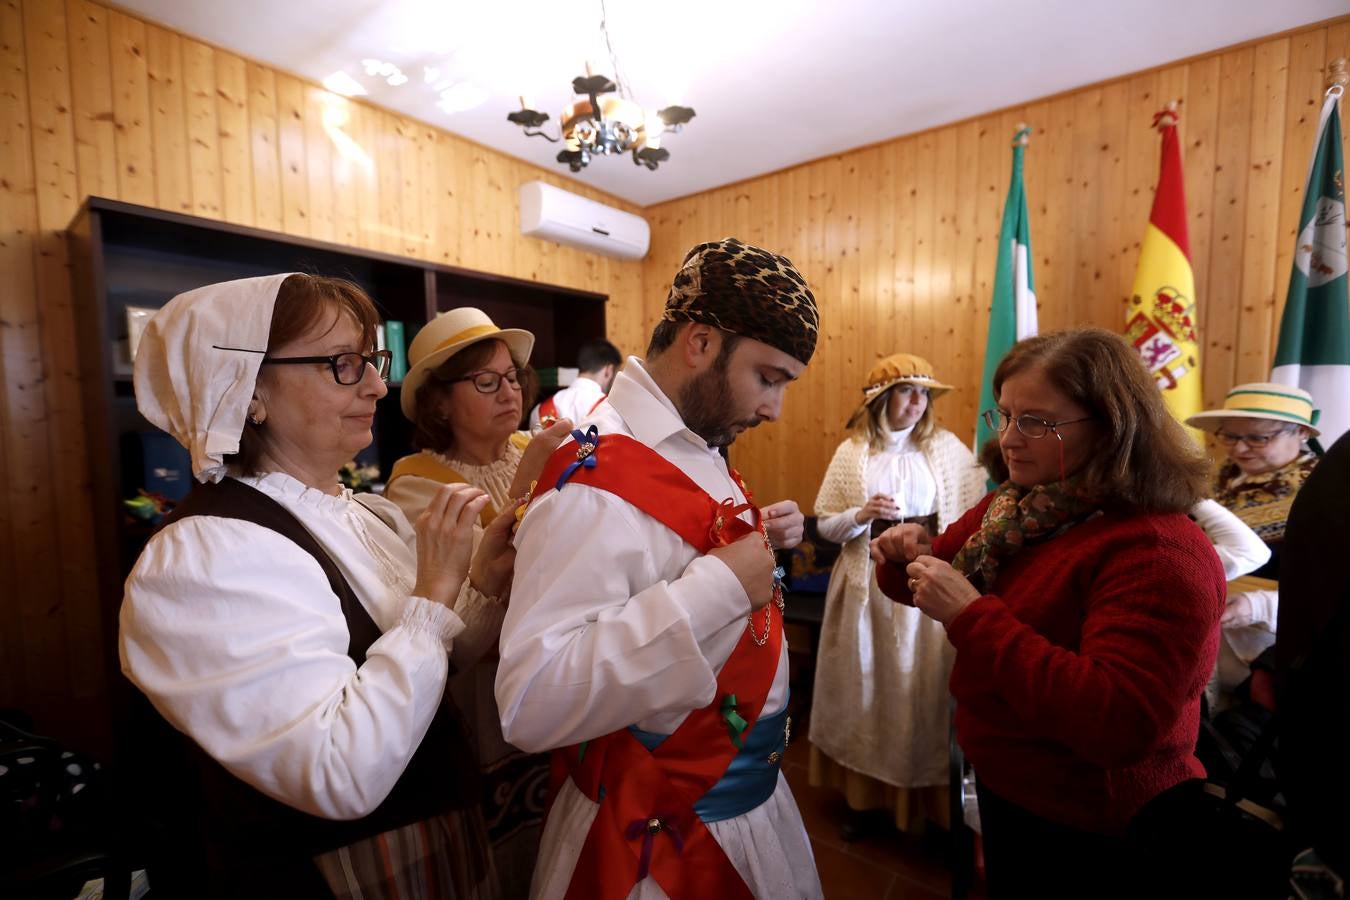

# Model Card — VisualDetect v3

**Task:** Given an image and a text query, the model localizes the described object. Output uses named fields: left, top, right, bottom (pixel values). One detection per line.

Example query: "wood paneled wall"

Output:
left=4, top=0, right=1348, bottom=749
left=642, top=18, right=1350, bottom=510
left=0, top=0, right=646, bottom=747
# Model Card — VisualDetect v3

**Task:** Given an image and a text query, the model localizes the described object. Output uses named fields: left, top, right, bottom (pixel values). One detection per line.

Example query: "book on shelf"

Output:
left=385, top=320, right=407, bottom=382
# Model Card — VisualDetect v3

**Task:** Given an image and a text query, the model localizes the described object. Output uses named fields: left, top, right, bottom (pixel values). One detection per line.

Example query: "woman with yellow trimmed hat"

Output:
left=385, top=307, right=571, bottom=899
left=809, top=352, right=986, bottom=838
left=1185, top=382, right=1320, bottom=702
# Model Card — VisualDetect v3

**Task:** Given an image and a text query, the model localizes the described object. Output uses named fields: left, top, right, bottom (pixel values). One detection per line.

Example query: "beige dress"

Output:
left=808, top=426, right=985, bottom=830
left=385, top=437, right=545, bottom=900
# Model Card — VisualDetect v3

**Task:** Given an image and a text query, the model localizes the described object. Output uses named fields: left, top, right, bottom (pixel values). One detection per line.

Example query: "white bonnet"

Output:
left=133, top=273, right=297, bottom=483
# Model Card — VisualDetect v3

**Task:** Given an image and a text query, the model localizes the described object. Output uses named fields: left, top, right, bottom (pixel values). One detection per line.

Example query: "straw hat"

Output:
left=848, top=353, right=953, bottom=425
left=1184, top=382, right=1320, bottom=437
left=400, top=308, right=534, bottom=420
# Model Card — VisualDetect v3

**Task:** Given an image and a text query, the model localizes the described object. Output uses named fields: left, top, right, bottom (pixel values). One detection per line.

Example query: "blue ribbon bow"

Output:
left=556, top=425, right=601, bottom=491
left=624, top=814, right=684, bottom=881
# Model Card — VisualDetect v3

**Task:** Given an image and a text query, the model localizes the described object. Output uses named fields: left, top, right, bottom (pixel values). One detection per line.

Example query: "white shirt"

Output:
left=528, top=375, right=606, bottom=429
left=1189, top=498, right=1271, bottom=582
left=497, top=357, right=821, bottom=900
left=120, top=472, right=500, bottom=820
left=815, top=423, right=939, bottom=545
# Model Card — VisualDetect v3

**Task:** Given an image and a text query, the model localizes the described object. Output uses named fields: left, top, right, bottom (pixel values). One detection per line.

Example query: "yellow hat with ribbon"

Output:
left=400, top=307, right=534, bottom=420
left=848, top=353, right=953, bottom=426
left=1183, top=382, right=1320, bottom=437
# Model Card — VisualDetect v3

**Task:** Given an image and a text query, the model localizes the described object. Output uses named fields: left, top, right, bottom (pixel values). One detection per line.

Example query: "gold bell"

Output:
left=646, top=817, right=663, bottom=834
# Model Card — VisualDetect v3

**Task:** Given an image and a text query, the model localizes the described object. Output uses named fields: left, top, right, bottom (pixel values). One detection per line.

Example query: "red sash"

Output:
left=530, top=432, right=782, bottom=900
left=538, top=392, right=607, bottom=426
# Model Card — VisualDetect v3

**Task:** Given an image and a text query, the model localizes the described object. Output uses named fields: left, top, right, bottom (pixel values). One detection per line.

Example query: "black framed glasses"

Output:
left=982, top=409, right=1092, bottom=440
left=261, top=350, right=392, bottom=385
left=1214, top=425, right=1296, bottom=448
left=448, top=367, right=523, bottom=394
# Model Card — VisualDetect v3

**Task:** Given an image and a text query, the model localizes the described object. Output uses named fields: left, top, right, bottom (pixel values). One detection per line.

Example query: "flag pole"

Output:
left=1328, top=56, right=1347, bottom=92
left=975, top=124, right=1037, bottom=482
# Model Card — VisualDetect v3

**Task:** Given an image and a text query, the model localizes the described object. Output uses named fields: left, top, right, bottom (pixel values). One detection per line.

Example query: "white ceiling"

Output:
left=118, top=0, right=1346, bottom=207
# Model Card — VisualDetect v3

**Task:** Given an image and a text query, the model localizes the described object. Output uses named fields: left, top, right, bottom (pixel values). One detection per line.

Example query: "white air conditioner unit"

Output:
left=519, top=180, right=650, bottom=261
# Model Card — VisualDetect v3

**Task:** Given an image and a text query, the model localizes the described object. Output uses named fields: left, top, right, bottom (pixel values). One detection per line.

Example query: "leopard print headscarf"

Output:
left=663, top=237, right=819, bottom=365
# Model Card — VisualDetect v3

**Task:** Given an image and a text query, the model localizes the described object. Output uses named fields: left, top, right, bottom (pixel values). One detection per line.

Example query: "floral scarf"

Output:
left=951, top=477, right=1103, bottom=592
left=1214, top=450, right=1317, bottom=545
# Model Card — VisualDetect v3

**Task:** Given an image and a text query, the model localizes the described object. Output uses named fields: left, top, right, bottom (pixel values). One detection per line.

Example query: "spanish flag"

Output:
left=1125, top=106, right=1201, bottom=434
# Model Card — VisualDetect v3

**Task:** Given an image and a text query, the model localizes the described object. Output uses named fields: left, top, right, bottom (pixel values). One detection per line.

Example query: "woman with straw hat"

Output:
left=385, top=307, right=569, bottom=900
left=1185, top=382, right=1321, bottom=701
left=809, top=352, right=986, bottom=838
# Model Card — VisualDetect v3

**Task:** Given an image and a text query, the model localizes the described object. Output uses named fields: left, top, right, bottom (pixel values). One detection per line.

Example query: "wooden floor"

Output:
left=782, top=741, right=986, bottom=900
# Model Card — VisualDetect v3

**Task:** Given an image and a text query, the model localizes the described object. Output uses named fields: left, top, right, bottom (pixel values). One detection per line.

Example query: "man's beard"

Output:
left=678, top=366, right=764, bottom=448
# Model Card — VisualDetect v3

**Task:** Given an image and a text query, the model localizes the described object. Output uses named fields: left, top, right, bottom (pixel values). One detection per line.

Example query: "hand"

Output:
left=1220, top=593, right=1255, bottom=628
left=905, top=555, right=981, bottom=626
left=709, top=531, right=775, bottom=610
left=855, top=493, right=900, bottom=525
left=762, top=499, right=804, bottom=550
left=413, top=483, right=491, bottom=607
left=869, top=523, right=931, bottom=566
left=470, top=496, right=525, bottom=602
left=507, top=418, right=574, bottom=500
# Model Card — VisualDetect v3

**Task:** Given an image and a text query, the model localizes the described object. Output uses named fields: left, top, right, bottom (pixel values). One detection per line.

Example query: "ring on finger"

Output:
left=908, top=577, right=919, bottom=592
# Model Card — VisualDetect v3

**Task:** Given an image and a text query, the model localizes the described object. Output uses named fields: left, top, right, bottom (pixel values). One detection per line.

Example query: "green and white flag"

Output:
left=1271, top=85, right=1349, bottom=448
left=976, top=127, right=1038, bottom=461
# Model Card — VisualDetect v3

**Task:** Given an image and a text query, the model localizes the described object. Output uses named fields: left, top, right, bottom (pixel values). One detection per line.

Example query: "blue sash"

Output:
left=629, top=704, right=790, bottom=824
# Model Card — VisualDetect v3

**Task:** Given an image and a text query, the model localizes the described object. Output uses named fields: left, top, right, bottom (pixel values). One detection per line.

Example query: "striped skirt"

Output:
left=313, top=805, right=502, bottom=900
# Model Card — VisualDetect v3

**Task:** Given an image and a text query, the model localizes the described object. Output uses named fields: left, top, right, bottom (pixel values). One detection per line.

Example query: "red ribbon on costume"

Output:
left=529, top=433, right=781, bottom=900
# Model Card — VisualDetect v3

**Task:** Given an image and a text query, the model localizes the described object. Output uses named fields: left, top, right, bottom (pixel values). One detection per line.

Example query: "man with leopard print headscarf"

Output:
left=498, top=238, right=824, bottom=900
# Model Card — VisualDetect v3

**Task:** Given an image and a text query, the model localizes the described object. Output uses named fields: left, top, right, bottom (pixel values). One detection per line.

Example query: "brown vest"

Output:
left=126, top=477, right=479, bottom=897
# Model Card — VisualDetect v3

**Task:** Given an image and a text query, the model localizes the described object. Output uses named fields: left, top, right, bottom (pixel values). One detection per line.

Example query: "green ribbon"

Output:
left=721, top=694, right=748, bottom=749
left=577, top=740, right=588, bottom=762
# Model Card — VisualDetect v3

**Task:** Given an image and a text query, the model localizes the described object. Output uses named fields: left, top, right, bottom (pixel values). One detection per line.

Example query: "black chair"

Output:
left=0, top=712, right=135, bottom=900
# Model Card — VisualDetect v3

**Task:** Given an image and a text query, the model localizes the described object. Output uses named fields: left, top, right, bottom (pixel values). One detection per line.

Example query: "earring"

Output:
left=248, top=410, right=264, bottom=426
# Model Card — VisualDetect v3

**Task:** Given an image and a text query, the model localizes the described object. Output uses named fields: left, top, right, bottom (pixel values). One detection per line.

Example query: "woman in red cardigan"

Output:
left=871, top=328, right=1225, bottom=899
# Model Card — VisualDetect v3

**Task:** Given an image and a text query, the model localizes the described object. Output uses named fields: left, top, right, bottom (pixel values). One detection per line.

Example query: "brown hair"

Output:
left=992, top=328, right=1209, bottom=512
left=979, top=436, right=1009, bottom=484
left=646, top=319, right=744, bottom=368
left=410, top=338, right=539, bottom=453
left=850, top=385, right=938, bottom=453
left=232, top=274, right=381, bottom=473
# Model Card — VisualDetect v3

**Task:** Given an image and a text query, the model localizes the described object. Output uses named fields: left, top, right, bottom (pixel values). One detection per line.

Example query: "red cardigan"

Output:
left=877, top=494, right=1225, bottom=834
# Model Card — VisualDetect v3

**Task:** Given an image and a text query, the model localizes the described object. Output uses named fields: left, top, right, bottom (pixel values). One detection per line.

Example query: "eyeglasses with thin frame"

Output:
left=1214, top=425, right=1296, bottom=448
left=446, top=367, right=523, bottom=394
left=213, top=345, right=392, bottom=385
left=262, top=350, right=392, bottom=385
left=982, top=408, right=1093, bottom=441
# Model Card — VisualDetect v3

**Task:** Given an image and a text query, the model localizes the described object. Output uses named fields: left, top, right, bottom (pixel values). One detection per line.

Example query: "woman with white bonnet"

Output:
left=1185, top=382, right=1321, bottom=703
left=810, top=353, right=985, bottom=838
left=121, top=273, right=559, bottom=898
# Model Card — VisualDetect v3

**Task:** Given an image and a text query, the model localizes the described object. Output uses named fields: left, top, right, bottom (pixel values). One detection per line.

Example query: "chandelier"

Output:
left=506, top=2, right=694, bottom=172
left=508, top=76, right=693, bottom=172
